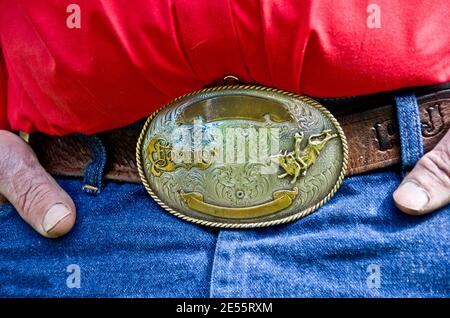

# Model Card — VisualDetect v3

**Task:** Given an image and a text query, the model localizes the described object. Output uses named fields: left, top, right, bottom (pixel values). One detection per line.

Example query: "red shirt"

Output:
left=0, top=0, right=449, bottom=135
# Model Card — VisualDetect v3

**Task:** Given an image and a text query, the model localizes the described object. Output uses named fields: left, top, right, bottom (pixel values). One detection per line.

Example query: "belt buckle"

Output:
left=136, top=85, right=348, bottom=228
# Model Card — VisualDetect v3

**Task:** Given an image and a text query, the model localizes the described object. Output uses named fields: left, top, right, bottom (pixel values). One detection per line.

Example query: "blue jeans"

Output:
left=0, top=93, right=449, bottom=297
left=0, top=170, right=449, bottom=297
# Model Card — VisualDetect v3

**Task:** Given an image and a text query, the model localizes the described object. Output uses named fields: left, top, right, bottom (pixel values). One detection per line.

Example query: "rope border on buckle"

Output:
left=136, top=85, right=348, bottom=228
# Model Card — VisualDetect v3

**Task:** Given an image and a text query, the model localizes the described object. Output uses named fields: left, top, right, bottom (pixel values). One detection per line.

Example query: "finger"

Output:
left=393, top=130, right=450, bottom=215
left=0, top=130, right=76, bottom=237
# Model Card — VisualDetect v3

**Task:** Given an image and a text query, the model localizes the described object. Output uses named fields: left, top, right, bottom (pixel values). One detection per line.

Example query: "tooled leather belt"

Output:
left=27, top=84, right=450, bottom=181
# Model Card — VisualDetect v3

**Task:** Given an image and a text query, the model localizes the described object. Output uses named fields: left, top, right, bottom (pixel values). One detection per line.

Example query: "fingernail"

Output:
left=394, top=181, right=430, bottom=213
left=42, top=203, right=71, bottom=233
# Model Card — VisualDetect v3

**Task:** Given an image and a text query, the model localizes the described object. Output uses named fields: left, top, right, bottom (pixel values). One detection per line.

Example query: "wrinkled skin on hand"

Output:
left=0, top=131, right=76, bottom=238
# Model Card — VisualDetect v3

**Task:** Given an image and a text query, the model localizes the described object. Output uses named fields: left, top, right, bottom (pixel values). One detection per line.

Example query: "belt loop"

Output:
left=394, top=93, right=424, bottom=175
left=79, top=134, right=107, bottom=195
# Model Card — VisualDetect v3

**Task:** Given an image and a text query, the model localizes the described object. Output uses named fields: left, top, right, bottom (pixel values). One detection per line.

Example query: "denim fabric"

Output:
left=0, top=179, right=217, bottom=297
left=80, top=134, right=107, bottom=195
left=0, top=170, right=449, bottom=297
left=395, top=93, right=424, bottom=174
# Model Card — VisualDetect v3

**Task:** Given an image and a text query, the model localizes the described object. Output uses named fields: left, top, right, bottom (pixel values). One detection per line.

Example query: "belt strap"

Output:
left=8, top=88, right=450, bottom=190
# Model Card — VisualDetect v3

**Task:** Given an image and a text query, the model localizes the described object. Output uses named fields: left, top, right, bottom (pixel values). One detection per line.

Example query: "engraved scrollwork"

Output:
left=287, top=101, right=322, bottom=129
left=293, top=159, right=339, bottom=209
left=205, top=163, right=273, bottom=206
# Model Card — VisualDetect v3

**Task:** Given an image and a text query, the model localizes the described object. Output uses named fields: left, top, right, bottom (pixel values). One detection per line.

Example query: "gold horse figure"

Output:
left=272, top=129, right=337, bottom=184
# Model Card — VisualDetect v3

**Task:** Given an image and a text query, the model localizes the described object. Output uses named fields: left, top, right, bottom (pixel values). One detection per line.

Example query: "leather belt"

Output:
left=0, top=85, right=448, bottom=207
left=23, top=87, right=450, bottom=184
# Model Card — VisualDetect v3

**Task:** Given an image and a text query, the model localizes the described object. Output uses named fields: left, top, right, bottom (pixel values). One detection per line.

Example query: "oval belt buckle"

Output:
left=137, top=85, right=348, bottom=228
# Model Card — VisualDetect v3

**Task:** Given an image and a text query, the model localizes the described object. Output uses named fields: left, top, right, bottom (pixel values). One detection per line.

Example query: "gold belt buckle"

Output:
left=136, top=85, right=348, bottom=228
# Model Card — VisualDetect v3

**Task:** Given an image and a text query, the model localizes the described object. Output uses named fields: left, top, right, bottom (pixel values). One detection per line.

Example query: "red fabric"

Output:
left=0, top=0, right=449, bottom=135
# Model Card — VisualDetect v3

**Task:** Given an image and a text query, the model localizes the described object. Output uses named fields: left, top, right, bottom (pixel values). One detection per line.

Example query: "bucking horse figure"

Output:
left=272, top=129, right=337, bottom=184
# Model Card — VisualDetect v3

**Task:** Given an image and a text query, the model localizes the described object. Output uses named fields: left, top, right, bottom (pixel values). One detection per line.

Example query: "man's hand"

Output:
left=0, top=130, right=76, bottom=238
left=394, top=130, right=450, bottom=215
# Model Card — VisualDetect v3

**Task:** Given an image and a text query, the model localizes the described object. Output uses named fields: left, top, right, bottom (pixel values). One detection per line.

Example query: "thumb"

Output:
left=0, top=130, right=76, bottom=238
left=393, top=130, right=450, bottom=215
